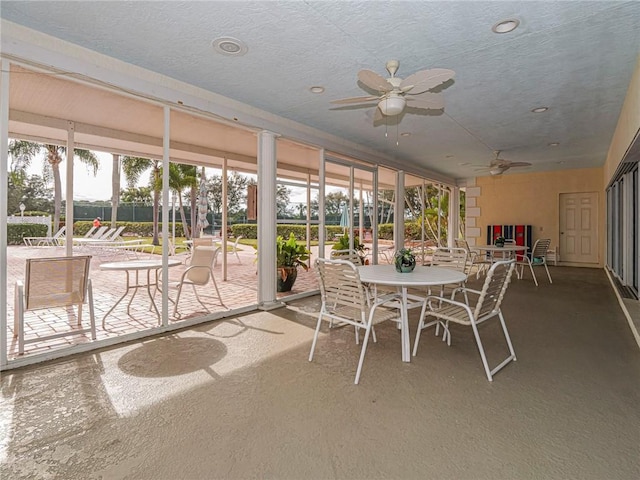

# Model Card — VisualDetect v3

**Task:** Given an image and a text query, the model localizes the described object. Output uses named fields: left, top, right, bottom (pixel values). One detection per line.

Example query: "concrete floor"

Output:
left=1, top=267, right=639, bottom=479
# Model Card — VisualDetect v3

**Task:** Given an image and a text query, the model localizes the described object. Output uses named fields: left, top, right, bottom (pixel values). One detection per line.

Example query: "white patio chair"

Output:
left=167, top=246, right=225, bottom=317
left=330, top=248, right=364, bottom=265
left=23, top=225, right=66, bottom=247
left=413, top=259, right=517, bottom=381
left=309, top=258, right=404, bottom=384
left=83, top=225, right=97, bottom=238
left=455, top=238, right=491, bottom=278
left=226, top=236, right=244, bottom=263
left=516, top=238, right=553, bottom=286
left=14, top=255, right=96, bottom=354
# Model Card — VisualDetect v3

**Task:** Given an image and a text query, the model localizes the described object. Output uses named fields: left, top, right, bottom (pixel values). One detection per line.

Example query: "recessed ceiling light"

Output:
left=212, top=37, right=248, bottom=56
left=309, top=86, right=325, bottom=94
left=492, top=19, right=520, bottom=34
left=400, top=132, right=411, bottom=137
left=548, top=142, right=560, bottom=147
left=531, top=107, right=549, bottom=113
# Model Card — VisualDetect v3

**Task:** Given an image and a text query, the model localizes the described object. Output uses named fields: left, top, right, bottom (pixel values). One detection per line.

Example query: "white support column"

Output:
left=348, top=166, right=355, bottom=250
left=306, top=172, right=311, bottom=267
left=318, top=149, right=326, bottom=258
left=394, top=170, right=405, bottom=249
left=161, top=106, right=170, bottom=326
left=448, top=186, right=460, bottom=247
left=0, top=59, right=10, bottom=367
left=222, top=157, right=228, bottom=281
left=372, top=168, right=379, bottom=263
left=358, top=181, right=364, bottom=241
left=257, top=130, right=281, bottom=310
left=65, top=122, right=75, bottom=257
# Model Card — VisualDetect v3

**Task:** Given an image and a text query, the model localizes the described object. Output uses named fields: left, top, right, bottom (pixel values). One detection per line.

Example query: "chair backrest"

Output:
left=24, top=255, right=91, bottom=311
left=192, top=237, right=214, bottom=248
left=93, top=226, right=113, bottom=240
left=103, top=226, right=126, bottom=242
left=185, top=246, right=219, bottom=285
left=90, top=226, right=109, bottom=239
left=531, top=238, right=552, bottom=259
left=83, top=225, right=97, bottom=238
left=330, top=249, right=363, bottom=266
left=315, top=258, right=367, bottom=312
left=52, top=226, right=66, bottom=239
left=454, top=238, right=471, bottom=254
left=231, top=236, right=243, bottom=250
left=504, top=238, right=516, bottom=244
left=430, top=247, right=469, bottom=273
left=474, top=259, right=516, bottom=319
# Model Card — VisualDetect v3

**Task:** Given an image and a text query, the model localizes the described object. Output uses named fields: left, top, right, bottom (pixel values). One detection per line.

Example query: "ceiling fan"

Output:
left=331, top=60, right=455, bottom=123
left=475, top=151, right=532, bottom=176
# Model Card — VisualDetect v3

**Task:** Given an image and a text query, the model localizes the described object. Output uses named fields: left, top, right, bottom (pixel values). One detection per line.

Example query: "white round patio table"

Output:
left=357, top=265, right=467, bottom=362
left=99, top=259, right=182, bottom=327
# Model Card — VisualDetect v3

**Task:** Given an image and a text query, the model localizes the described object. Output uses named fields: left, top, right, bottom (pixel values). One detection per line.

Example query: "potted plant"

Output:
left=394, top=248, right=416, bottom=273
left=276, top=233, right=311, bottom=292
left=331, top=232, right=368, bottom=264
left=494, top=235, right=506, bottom=247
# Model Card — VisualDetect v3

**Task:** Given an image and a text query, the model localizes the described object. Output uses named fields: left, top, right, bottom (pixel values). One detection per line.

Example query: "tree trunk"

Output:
left=190, top=187, right=198, bottom=238
left=178, top=194, right=190, bottom=239
left=52, top=163, right=62, bottom=232
left=111, top=154, right=120, bottom=227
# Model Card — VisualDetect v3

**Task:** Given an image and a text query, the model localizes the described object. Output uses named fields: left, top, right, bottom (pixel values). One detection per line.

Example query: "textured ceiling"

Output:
left=1, top=1, right=639, bottom=180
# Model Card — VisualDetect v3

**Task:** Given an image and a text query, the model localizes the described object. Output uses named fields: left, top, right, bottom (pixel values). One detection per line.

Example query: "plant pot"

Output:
left=394, top=251, right=416, bottom=273
left=277, top=266, right=298, bottom=292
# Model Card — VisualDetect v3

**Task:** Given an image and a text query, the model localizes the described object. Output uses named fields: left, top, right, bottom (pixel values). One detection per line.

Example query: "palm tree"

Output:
left=121, top=156, right=161, bottom=245
left=8, top=140, right=98, bottom=231
left=166, top=163, right=197, bottom=239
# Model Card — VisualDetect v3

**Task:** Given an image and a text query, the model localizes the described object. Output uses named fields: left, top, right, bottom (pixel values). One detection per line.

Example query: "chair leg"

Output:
left=173, top=283, right=185, bottom=317
left=354, top=322, right=373, bottom=385
left=528, top=261, right=538, bottom=286
left=87, top=279, right=96, bottom=340
left=544, top=262, right=553, bottom=283
left=308, top=312, right=324, bottom=361
left=470, top=320, right=494, bottom=381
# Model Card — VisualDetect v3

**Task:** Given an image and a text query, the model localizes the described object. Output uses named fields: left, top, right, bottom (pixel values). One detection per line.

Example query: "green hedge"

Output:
left=73, top=221, right=184, bottom=237
left=230, top=224, right=349, bottom=240
left=7, top=224, right=48, bottom=245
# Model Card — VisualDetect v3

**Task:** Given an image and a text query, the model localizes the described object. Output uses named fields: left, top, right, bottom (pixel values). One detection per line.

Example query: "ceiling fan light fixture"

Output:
left=492, top=19, right=520, bottom=34
left=490, top=167, right=505, bottom=176
left=378, top=96, right=406, bottom=116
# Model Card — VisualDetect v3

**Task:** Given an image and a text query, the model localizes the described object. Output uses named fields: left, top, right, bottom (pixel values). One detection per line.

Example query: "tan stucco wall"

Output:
left=604, top=54, right=640, bottom=184
left=472, top=168, right=604, bottom=267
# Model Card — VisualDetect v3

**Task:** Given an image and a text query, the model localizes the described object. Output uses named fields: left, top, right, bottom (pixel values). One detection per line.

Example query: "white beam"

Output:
left=0, top=59, right=10, bottom=367
left=65, top=121, right=75, bottom=256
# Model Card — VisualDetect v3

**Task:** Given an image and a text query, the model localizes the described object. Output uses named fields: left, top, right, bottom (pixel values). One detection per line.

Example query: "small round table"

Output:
left=99, top=259, right=182, bottom=327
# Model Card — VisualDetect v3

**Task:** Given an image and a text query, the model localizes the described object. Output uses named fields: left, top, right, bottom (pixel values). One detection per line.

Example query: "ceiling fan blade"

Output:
left=373, top=106, right=384, bottom=123
left=406, top=93, right=445, bottom=110
left=508, top=161, right=532, bottom=167
left=331, top=95, right=381, bottom=105
left=358, top=69, right=393, bottom=93
left=400, top=68, right=455, bottom=95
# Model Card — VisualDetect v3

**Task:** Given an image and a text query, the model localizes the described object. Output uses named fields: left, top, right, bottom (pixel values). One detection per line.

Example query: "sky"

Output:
left=20, top=150, right=320, bottom=204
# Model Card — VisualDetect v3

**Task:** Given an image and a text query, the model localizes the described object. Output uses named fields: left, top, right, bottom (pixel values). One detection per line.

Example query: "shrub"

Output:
left=7, top=224, right=48, bottom=245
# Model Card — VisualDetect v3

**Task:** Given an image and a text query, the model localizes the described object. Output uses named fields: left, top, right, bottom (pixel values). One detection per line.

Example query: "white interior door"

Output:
left=559, top=192, right=598, bottom=263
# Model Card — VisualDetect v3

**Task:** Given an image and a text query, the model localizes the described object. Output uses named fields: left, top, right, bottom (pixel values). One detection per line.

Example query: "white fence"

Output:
left=7, top=215, right=51, bottom=237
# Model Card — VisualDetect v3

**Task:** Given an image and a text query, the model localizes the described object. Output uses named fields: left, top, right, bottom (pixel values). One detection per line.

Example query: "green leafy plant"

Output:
left=331, top=232, right=365, bottom=254
left=277, top=233, right=310, bottom=271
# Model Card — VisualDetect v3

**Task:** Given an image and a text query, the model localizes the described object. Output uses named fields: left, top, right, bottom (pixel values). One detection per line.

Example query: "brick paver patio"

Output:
left=5, top=243, right=320, bottom=359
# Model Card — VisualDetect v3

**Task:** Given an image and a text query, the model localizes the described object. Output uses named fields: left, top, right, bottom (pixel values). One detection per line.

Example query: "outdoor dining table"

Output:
left=474, top=244, right=528, bottom=261
left=99, top=259, right=182, bottom=327
left=357, top=264, right=468, bottom=362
